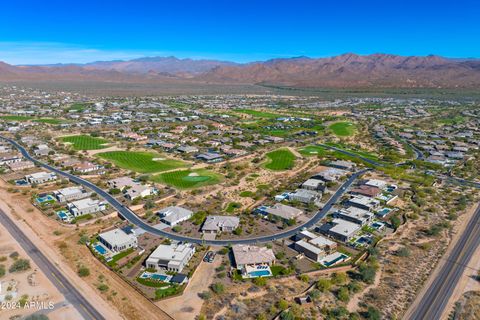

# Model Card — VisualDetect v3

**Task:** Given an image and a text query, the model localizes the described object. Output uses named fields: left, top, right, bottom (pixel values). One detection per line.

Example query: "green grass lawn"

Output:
left=61, top=135, right=110, bottom=150
left=98, top=151, right=188, bottom=173
left=329, top=121, right=357, bottom=136
left=151, top=169, right=221, bottom=189
left=68, top=103, right=89, bottom=112
left=264, top=149, right=295, bottom=171
left=0, top=115, right=33, bottom=121
left=225, top=202, right=241, bottom=213
left=33, top=118, right=68, bottom=125
left=235, top=108, right=281, bottom=119
left=0, top=115, right=67, bottom=124
left=298, top=145, right=328, bottom=157
left=438, top=115, right=466, bottom=125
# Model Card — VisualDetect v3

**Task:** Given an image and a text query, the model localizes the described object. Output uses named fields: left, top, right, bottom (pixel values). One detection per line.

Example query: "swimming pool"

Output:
left=248, top=270, right=272, bottom=278
left=376, top=208, right=392, bottom=217
left=322, top=253, right=348, bottom=267
left=56, top=210, right=71, bottom=221
left=140, top=272, right=171, bottom=282
left=94, top=244, right=107, bottom=255
left=37, top=194, right=55, bottom=203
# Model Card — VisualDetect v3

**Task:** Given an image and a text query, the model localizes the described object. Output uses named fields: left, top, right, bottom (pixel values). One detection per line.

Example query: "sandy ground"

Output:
left=442, top=208, right=480, bottom=319
left=0, top=191, right=122, bottom=320
left=157, top=251, right=222, bottom=320
left=0, top=218, right=67, bottom=319
left=404, top=203, right=479, bottom=320
left=347, top=266, right=383, bottom=312
left=0, top=180, right=174, bottom=320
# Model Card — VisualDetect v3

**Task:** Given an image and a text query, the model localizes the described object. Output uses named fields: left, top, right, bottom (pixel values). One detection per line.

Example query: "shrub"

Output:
left=198, top=291, right=212, bottom=300
left=78, top=266, right=90, bottom=277
left=211, top=282, right=224, bottom=294
left=97, top=283, right=109, bottom=292
left=366, top=306, right=381, bottom=320
left=397, top=247, right=411, bottom=257
left=253, top=277, right=267, bottom=286
left=277, top=299, right=289, bottom=311
left=0, top=264, right=5, bottom=277
left=317, top=278, right=332, bottom=292
left=9, top=251, right=19, bottom=259
left=337, top=287, right=350, bottom=302
left=9, top=259, right=30, bottom=273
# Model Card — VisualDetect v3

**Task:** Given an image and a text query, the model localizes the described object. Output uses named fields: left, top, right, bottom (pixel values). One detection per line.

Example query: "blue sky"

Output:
left=0, top=0, right=478, bottom=64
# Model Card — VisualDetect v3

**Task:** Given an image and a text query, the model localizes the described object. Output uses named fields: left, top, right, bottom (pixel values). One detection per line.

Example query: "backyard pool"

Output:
left=376, top=207, right=392, bottom=218
left=56, top=210, right=72, bottom=221
left=15, top=179, right=28, bottom=186
left=94, top=244, right=107, bottom=255
left=36, top=194, right=55, bottom=203
left=248, top=270, right=272, bottom=278
left=321, top=253, right=349, bottom=267
left=140, top=272, right=171, bottom=282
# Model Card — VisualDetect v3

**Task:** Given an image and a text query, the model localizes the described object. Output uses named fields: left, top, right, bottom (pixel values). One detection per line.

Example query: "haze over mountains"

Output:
left=1, top=53, right=480, bottom=88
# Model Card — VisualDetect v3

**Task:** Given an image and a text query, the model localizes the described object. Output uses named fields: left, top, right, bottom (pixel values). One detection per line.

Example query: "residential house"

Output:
left=25, top=171, right=57, bottom=184
left=7, top=160, right=34, bottom=171
left=345, top=195, right=380, bottom=211
left=261, top=203, right=303, bottom=221
left=145, top=243, right=195, bottom=273
left=318, top=219, right=361, bottom=242
left=288, top=189, right=320, bottom=204
left=232, top=244, right=275, bottom=271
left=333, top=207, right=374, bottom=225
left=158, top=206, right=193, bottom=226
left=67, top=198, right=106, bottom=217
left=98, top=228, right=137, bottom=253
left=107, top=177, right=137, bottom=191
left=124, top=184, right=156, bottom=200
left=53, top=186, right=92, bottom=202
left=202, top=215, right=240, bottom=233
left=294, top=234, right=337, bottom=262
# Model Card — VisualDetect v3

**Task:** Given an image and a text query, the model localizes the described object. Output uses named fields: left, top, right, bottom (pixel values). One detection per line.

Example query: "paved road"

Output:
left=0, top=209, right=105, bottom=320
left=405, top=204, right=480, bottom=320
left=2, top=136, right=367, bottom=245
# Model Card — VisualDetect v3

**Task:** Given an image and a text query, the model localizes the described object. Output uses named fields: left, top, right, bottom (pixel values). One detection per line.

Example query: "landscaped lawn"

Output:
left=235, top=108, right=281, bottom=119
left=0, top=115, right=68, bottom=124
left=298, top=145, right=328, bottom=157
left=329, top=121, right=357, bottom=136
left=98, top=151, right=188, bottom=173
left=0, top=115, right=33, bottom=121
left=61, top=135, right=110, bottom=150
left=151, top=169, right=221, bottom=189
left=264, top=149, right=295, bottom=171
left=33, top=118, right=68, bottom=125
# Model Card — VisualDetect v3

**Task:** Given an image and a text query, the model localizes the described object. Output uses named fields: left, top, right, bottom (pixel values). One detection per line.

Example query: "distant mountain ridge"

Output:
left=1, top=53, right=480, bottom=88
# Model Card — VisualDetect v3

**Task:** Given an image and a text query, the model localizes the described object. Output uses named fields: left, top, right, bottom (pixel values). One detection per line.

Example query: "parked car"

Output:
left=203, top=251, right=216, bottom=263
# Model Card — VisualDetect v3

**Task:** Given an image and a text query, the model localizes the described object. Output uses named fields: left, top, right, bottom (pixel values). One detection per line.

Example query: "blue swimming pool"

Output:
left=323, top=254, right=348, bottom=267
left=248, top=270, right=271, bottom=278
left=95, top=244, right=107, bottom=255
left=37, top=194, right=55, bottom=203
left=376, top=208, right=392, bottom=217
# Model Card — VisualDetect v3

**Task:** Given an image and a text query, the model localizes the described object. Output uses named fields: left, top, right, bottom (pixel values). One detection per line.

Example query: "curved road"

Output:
left=2, top=136, right=367, bottom=246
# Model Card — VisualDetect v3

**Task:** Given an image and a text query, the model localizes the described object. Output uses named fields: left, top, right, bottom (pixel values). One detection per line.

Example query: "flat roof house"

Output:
left=202, top=215, right=240, bottom=233
left=364, top=179, right=388, bottom=190
left=318, top=218, right=361, bottom=242
left=345, top=195, right=380, bottom=211
left=329, top=160, right=356, bottom=171
left=232, top=244, right=275, bottom=270
left=264, top=203, right=303, bottom=221
left=301, top=178, right=326, bottom=192
left=146, top=243, right=195, bottom=273
left=195, top=152, right=224, bottom=163
left=158, top=206, right=193, bottom=226
left=333, top=207, right=374, bottom=225
left=98, top=228, right=137, bottom=253
left=288, top=189, right=320, bottom=204
left=67, top=198, right=106, bottom=217
left=294, top=234, right=337, bottom=262
left=53, top=186, right=91, bottom=202
left=25, top=171, right=57, bottom=184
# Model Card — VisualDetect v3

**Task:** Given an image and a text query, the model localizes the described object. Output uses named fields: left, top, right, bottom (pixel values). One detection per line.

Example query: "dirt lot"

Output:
left=0, top=180, right=173, bottom=320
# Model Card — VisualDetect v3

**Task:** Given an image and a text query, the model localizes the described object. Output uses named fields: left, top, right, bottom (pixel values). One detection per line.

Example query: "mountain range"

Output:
left=1, top=53, right=480, bottom=88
